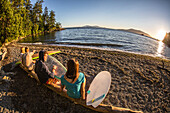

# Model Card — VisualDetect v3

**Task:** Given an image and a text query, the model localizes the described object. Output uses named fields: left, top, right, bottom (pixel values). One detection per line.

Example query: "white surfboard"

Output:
left=86, top=71, right=111, bottom=108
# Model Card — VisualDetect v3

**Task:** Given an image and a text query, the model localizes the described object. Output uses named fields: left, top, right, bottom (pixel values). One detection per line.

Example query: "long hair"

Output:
left=21, top=47, right=25, bottom=54
left=39, top=50, right=48, bottom=62
left=25, top=47, right=29, bottom=52
left=65, top=58, right=79, bottom=82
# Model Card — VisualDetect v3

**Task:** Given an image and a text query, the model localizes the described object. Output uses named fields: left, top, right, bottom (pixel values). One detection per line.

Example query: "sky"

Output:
left=31, top=0, right=170, bottom=39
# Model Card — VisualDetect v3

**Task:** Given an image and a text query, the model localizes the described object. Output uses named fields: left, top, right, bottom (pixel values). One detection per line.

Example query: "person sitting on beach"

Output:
left=20, top=47, right=25, bottom=57
left=20, top=47, right=25, bottom=62
left=22, top=47, right=35, bottom=71
left=35, top=50, right=58, bottom=84
left=60, top=59, right=86, bottom=100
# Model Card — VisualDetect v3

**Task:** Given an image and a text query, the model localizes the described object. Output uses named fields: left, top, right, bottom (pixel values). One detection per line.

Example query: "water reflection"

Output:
left=18, top=29, right=170, bottom=59
left=156, top=41, right=164, bottom=57
left=55, top=31, right=62, bottom=41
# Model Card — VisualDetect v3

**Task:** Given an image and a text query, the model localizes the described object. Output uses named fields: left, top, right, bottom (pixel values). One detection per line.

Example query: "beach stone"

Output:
left=132, top=97, right=137, bottom=104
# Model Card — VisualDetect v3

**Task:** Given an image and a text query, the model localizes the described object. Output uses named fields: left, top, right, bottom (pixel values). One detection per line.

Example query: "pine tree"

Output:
left=56, top=22, right=61, bottom=28
left=49, top=10, right=56, bottom=31
left=0, top=0, right=15, bottom=43
left=11, top=0, right=24, bottom=37
left=25, top=0, right=32, bottom=14
left=43, top=6, right=49, bottom=31
left=32, top=0, right=44, bottom=35
left=0, top=0, right=61, bottom=46
left=23, top=0, right=32, bottom=36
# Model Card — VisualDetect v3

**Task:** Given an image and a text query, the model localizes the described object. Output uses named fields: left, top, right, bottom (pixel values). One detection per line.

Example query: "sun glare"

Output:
left=156, top=30, right=166, bottom=41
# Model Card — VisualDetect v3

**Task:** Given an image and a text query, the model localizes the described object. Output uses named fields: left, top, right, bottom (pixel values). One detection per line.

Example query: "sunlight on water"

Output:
left=155, top=30, right=166, bottom=41
left=19, top=28, right=170, bottom=59
left=156, top=41, right=164, bottom=57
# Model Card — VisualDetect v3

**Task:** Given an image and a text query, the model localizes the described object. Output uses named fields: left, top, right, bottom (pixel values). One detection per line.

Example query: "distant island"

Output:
left=65, top=25, right=156, bottom=40
left=163, top=32, right=170, bottom=47
left=123, top=29, right=151, bottom=38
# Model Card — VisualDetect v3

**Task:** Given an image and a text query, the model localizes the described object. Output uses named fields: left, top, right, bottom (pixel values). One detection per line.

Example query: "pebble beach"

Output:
left=0, top=43, right=169, bottom=113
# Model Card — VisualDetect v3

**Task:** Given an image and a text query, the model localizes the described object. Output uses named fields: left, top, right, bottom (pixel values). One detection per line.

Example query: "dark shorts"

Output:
left=0, top=55, right=2, bottom=61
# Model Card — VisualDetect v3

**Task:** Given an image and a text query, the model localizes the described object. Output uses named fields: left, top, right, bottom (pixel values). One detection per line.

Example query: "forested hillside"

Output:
left=0, top=0, right=61, bottom=46
left=163, top=32, right=170, bottom=47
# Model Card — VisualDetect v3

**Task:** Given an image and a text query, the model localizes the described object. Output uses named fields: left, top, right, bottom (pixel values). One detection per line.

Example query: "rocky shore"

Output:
left=0, top=43, right=169, bottom=113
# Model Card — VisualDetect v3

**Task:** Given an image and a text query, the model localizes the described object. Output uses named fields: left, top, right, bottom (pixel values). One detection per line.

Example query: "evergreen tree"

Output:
left=43, top=6, right=49, bottom=31
left=12, top=0, right=21, bottom=8
left=0, top=0, right=15, bottom=43
left=22, top=0, right=32, bottom=36
left=0, top=0, right=61, bottom=46
left=25, top=0, right=32, bottom=13
left=32, top=0, right=44, bottom=34
left=56, top=22, right=61, bottom=28
left=49, top=10, right=56, bottom=31
left=11, top=0, right=24, bottom=37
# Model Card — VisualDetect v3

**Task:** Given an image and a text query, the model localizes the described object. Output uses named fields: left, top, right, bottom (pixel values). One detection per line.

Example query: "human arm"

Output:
left=52, top=65, right=57, bottom=75
left=60, top=75, right=66, bottom=92
left=81, top=76, right=86, bottom=100
left=41, top=62, right=55, bottom=78
left=33, top=50, right=36, bottom=54
left=60, top=84, right=65, bottom=92
left=32, top=60, right=36, bottom=64
left=30, top=50, right=36, bottom=56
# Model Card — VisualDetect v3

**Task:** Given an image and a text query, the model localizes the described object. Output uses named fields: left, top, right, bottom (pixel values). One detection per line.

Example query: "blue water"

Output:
left=19, top=28, right=170, bottom=59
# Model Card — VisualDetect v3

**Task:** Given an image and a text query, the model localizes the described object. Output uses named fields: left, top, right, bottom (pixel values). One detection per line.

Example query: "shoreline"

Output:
left=1, top=28, right=64, bottom=48
left=0, top=43, right=169, bottom=113
left=18, top=42, right=170, bottom=60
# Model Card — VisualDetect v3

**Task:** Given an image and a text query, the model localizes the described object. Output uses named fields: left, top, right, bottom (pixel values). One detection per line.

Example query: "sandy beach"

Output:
left=0, top=43, right=169, bottom=113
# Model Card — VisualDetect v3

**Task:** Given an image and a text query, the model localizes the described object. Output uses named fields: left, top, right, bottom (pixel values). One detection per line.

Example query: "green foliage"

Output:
left=49, top=10, right=56, bottom=28
left=43, top=7, right=49, bottom=31
left=0, top=0, right=15, bottom=44
left=0, top=0, right=61, bottom=47
left=56, top=22, right=61, bottom=28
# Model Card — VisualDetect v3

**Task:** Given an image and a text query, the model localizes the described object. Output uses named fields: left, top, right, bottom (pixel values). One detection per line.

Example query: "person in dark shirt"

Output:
left=35, top=50, right=57, bottom=84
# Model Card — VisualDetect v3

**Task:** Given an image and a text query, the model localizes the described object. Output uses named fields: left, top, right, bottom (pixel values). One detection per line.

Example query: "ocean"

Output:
left=19, top=28, right=170, bottom=59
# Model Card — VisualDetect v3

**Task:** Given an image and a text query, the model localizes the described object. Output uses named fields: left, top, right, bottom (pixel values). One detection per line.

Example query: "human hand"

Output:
left=82, top=96, right=85, bottom=100
left=53, top=65, right=57, bottom=70
left=53, top=71, right=57, bottom=75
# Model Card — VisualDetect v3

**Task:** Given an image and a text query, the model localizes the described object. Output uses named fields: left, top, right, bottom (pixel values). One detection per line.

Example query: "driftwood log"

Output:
left=20, top=63, right=143, bottom=113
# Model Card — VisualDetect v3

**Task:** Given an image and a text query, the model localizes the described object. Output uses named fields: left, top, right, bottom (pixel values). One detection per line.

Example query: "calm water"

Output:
left=19, top=28, right=170, bottom=59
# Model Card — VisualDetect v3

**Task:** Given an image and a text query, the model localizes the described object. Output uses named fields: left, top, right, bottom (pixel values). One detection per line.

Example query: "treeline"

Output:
left=0, top=0, right=61, bottom=46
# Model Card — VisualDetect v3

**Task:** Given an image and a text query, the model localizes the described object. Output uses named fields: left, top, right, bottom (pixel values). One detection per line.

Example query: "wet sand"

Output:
left=0, top=43, right=169, bottom=113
